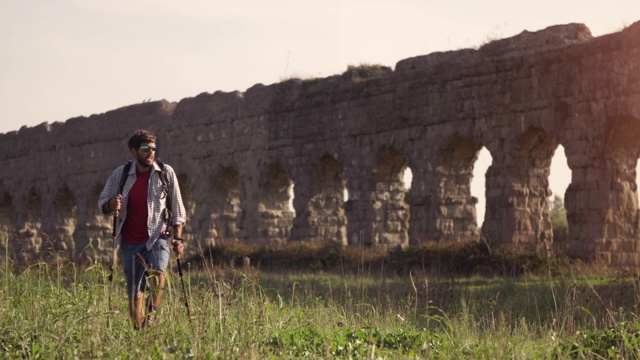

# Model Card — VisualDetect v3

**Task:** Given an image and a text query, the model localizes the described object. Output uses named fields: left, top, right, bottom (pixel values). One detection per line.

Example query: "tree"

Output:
left=549, top=195, right=568, bottom=243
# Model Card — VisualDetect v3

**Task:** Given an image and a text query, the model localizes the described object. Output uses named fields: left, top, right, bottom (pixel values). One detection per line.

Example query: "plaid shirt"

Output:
left=98, top=161, right=187, bottom=250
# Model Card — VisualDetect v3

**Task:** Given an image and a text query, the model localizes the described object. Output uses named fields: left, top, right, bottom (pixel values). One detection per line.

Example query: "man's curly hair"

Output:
left=128, top=130, right=157, bottom=150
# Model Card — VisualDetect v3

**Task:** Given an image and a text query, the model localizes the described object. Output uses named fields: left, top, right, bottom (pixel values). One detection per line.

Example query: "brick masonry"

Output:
left=1, top=22, right=640, bottom=266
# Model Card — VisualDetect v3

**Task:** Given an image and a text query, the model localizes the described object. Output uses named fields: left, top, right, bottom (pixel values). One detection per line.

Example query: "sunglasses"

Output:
left=138, top=145, right=157, bottom=152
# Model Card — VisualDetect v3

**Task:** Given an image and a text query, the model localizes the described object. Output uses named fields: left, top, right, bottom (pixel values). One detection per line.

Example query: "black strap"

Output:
left=157, top=160, right=173, bottom=232
left=119, top=161, right=134, bottom=194
left=112, top=161, right=133, bottom=237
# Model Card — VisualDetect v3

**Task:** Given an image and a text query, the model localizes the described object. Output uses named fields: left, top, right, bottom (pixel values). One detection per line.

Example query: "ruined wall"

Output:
left=1, top=21, right=640, bottom=266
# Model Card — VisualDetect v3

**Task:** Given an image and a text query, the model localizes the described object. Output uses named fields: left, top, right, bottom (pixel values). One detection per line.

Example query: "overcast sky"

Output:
left=2, top=0, right=639, bottom=222
left=2, top=0, right=637, bottom=134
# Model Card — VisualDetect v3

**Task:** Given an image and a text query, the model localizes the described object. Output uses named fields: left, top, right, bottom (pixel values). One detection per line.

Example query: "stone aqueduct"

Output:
left=1, top=22, right=640, bottom=266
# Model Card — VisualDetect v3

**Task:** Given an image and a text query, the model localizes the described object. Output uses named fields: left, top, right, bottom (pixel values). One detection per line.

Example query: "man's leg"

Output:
left=129, top=293, right=145, bottom=329
left=121, top=242, right=149, bottom=329
left=143, top=237, right=170, bottom=326
left=146, top=270, right=166, bottom=311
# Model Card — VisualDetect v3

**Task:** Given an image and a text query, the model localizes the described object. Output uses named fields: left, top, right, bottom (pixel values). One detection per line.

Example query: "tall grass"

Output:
left=2, top=243, right=640, bottom=358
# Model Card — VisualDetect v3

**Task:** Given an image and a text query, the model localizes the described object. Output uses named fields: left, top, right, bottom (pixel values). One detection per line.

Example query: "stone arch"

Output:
left=78, top=182, right=113, bottom=261
left=370, top=146, right=410, bottom=248
left=307, top=154, right=348, bottom=245
left=484, top=128, right=558, bottom=252
left=46, top=185, right=77, bottom=260
left=258, top=162, right=294, bottom=246
left=209, top=166, right=241, bottom=245
left=15, top=188, right=43, bottom=262
left=430, top=135, right=482, bottom=243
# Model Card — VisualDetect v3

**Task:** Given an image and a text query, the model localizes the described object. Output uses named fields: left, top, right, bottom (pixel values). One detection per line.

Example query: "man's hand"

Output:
left=105, top=195, right=122, bottom=214
left=172, top=238, right=184, bottom=257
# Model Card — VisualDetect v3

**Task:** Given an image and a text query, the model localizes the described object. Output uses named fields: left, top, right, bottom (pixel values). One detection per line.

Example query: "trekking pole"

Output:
left=107, top=206, right=118, bottom=328
left=108, top=194, right=124, bottom=281
left=176, top=256, right=192, bottom=323
left=109, top=206, right=119, bottom=282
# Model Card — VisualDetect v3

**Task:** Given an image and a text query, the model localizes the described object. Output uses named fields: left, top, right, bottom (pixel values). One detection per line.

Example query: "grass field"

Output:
left=0, top=253, right=640, bottom=359
left=3, top=246, right=640, bottom=360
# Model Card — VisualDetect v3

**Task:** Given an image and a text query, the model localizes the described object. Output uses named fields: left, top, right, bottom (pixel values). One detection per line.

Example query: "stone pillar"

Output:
left=565, top=151, right=640, bottom=265
left=239, top=163, right=294, bottom=247
left=303, top=156, right=348, bottom=246
left=345, top=197, right=377, bottom=246
left=345, top=161, right=409, bottom=249
left=237, top=176, right=260, bottom=245
left=482, top=162, right=553, bottom=253
left=345, top=168, right=377, bottom=246
left=204, top=167, right=242, bottom=246
left=482, top=129, right=557, bottom=253
left=406, top=172, right=435, bottom=244
left=430, top=185, right=479, bottom=244
left=188, top=199, right=218, bottom=249
left=370, top=171, right=410, bottom=249
left=407, top=165, right=452, bottom=244
left=185, top=167, right=216, bottom=248
left=419, top=137, right=480, bottom=244
left=290, top=159, right=349, bottom=245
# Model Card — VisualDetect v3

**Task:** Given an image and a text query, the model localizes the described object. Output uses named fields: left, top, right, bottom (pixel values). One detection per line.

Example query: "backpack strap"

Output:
left=119, top=160, right=134, bottom=195
left=157, top=160, right=173, bottom=232
left=112, top=161, right=133, bottom=237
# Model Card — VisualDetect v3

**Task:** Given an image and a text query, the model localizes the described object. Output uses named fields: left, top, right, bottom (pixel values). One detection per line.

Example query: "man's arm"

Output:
left=167, top=165, right=187, bottom=226
left=167, top=165, right=186, bottom=256
left=98, top=167, right=122, bottom=215
left=171, top=224, right=184, bottom=256
left=172, top=224, right=183, bottom=239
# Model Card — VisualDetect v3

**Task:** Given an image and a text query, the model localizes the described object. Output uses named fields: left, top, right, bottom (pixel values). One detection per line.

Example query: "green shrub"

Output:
left=556, top=322, right=640, bottom=358
left=193, top=239, right=559, bottom=276
left=343, top=63, right=391, bottom=81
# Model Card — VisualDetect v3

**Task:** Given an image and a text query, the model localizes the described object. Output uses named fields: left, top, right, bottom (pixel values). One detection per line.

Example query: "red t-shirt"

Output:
left=121, top=169, right=151, bottom=244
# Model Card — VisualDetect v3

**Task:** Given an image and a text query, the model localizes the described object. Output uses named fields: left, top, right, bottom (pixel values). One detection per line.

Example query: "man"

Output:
left=98, top=129, right=187, bottom=329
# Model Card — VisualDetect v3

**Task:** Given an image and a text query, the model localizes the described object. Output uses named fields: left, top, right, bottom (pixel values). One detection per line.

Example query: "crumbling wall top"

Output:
left=480, top=23, right=593, bottom=58
left=395, top=23, right=594, bottom=74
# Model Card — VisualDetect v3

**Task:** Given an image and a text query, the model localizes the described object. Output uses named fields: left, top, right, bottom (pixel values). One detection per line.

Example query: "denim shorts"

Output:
left=120, top=237, right=170, bottom=299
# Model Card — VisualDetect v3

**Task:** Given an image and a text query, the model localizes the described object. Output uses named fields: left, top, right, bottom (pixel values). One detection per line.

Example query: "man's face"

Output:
left=133, top=142, right=156, bottom=167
